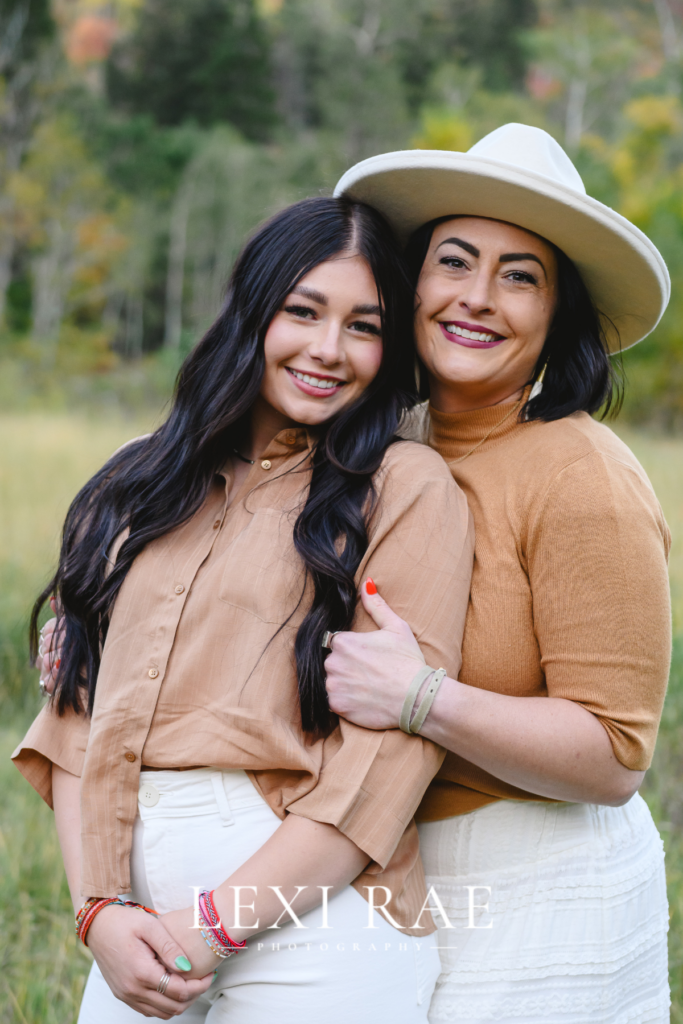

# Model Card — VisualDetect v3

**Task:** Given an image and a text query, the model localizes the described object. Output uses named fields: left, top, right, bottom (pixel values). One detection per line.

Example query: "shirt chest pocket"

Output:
left=217, top=507, right=307, bottom=625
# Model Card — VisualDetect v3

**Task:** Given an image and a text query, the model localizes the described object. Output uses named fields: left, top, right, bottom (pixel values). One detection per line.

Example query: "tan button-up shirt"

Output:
left=14, top=429, right=474, bottom=933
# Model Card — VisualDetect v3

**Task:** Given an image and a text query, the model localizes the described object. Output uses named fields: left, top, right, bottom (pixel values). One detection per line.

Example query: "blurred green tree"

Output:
left=9, top=115, right=127, bottom=365
left=444, top=0, right=537, bottom=92
left=0, top=0, right=56, bottom=327
left=267, top=0, right=537, bottom=161
left=106, top=0, right=277, bottom=140
left=588, top=95, right=683, bottom=428
left=523, top=2, right=648, bottom=152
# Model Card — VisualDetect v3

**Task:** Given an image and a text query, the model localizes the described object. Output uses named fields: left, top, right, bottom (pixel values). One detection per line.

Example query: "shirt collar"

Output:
left=217, top=427, right=313, bottom=486
left=262, top=427, right=312, bottom=458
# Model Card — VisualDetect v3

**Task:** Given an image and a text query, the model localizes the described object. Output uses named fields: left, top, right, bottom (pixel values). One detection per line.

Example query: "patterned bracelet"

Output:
left=198, top=890, right=247, bottom=960
left=75, top=897, right=159, bottom=945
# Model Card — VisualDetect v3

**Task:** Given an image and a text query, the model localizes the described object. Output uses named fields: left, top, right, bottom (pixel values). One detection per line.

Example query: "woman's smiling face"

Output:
left=415, top=217, right=558, bottom=412
left=259, top=252, right=384, bottom=427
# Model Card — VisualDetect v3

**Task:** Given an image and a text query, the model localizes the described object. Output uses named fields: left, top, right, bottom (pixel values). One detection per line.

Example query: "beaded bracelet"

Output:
left=76, top=897, right=159, bottom=946
left=198, top=890, right=247, bottom=960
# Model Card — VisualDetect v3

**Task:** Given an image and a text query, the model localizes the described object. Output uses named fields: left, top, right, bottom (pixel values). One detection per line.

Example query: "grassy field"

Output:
left=0, top=413, right=681, bottom=1021
left=0, top=413, right=155, bottom=1021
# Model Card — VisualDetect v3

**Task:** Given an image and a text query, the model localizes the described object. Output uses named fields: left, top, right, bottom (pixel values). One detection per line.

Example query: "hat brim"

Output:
left=334, top=150, right=670, bottom=352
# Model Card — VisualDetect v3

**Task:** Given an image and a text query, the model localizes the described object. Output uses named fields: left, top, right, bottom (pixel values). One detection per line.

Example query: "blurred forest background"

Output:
left=0, top=0, right=683, bottom=425
left=2, top=2, right=683, bottom=1021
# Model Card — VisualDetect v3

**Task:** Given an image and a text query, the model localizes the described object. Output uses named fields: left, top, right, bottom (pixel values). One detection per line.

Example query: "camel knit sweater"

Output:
left=416, top=399, right=672, bottom=822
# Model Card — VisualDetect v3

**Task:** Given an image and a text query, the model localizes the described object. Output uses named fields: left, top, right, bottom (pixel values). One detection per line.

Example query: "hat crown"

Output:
left=467, top=123, right=586, bottom=196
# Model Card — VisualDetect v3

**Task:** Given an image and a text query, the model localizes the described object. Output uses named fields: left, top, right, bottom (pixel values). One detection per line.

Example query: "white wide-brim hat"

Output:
left=334, top=123, right=670, bottom=351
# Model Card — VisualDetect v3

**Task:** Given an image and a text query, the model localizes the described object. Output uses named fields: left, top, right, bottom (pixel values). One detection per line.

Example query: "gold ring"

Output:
left=157, top=970, right=172, bottom=995
left=322, top=631, right=340, bottom=650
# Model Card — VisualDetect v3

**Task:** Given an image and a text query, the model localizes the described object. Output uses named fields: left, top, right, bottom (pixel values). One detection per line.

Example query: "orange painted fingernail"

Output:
left=55, top=658, right=61, bottom=669
left=365, top=578, right=377, bottom=595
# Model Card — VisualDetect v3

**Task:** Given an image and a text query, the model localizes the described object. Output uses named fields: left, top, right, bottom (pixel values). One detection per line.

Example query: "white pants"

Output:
left=419, top=794, right=670, bottom=1023
left=79, top=768, right=440, bottom=1023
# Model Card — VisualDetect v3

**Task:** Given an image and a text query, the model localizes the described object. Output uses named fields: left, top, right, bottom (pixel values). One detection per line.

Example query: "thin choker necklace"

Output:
left=232, top=448, right=255, bottom=465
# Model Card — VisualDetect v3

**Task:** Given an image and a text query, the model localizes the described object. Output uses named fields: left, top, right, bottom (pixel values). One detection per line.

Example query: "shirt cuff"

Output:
left=12, top=703, right=91, bottom=807
left=286, top=723, right=445, bottom=868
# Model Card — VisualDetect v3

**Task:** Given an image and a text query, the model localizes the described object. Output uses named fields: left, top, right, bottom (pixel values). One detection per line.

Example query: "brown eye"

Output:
left=284, top=304, right=317, bottom=319
left=349, top=320, right=381, bottom=336
left=506, top=271, right=537, bottom=284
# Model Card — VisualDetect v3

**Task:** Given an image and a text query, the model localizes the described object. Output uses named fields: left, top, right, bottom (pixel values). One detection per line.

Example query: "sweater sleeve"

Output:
left=287, top=444, right=475, bottom=866
left=527, top=449, right=671, bottom=771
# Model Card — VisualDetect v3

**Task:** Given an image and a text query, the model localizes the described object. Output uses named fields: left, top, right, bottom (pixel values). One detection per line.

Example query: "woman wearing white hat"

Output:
left=325, top=123, right=672, bottom=1023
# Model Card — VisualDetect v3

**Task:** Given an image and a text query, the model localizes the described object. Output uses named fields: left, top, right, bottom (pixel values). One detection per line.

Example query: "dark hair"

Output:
left=404, top=215, right=623, bottom=421
left=32, top=197, right=417, bottom=733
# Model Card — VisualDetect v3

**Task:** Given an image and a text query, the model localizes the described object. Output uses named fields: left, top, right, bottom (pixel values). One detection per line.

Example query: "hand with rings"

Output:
left=325, top=578, right=427, bottom=730
left=85, top=902, right=215, bottom=1018
left=157, top=970, right=172, bottom=995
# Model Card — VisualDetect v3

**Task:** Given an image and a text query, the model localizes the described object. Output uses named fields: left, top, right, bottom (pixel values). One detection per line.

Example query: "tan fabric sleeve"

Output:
left=12, top=703, right=91, bottom=807
left=12, top=511, right=131, bottom=804
left=527, top=449, right=671, bottom=771
left=287, top=447, right=475, bottom=866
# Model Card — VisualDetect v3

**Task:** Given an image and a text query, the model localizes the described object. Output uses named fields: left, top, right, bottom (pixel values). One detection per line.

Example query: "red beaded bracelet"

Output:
left=75, top=897, right=159, bottom=945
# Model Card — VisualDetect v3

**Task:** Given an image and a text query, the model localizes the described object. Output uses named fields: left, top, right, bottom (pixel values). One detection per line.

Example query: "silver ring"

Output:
left=322, top=631, right=340, bottom=650
left=157, top=970, right=172, bottom=995
left=39, top=678, right=49, bottom=698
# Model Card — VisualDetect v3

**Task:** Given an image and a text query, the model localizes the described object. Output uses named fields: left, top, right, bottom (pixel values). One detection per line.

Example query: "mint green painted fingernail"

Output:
left=175, top=955, right=192, bottom=971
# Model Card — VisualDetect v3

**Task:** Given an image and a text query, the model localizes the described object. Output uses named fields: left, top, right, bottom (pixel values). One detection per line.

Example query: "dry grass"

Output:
left=0, top=413, right=680, bottom=1022
left=0, top=413, right=154, bottom=625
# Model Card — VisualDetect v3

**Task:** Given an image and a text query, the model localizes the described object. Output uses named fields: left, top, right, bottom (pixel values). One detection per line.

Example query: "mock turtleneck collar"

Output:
left=428, top=389, right=532, bottom=463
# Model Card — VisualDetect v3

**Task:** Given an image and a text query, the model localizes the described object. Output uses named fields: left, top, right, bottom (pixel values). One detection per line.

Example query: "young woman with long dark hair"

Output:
left=14, top=196, right=474, bottom=1021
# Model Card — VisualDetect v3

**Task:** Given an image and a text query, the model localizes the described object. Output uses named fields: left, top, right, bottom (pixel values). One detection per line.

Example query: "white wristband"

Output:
left=399, top=666, right=433, bottom=734
left=410, top=668, right=446, bottom=734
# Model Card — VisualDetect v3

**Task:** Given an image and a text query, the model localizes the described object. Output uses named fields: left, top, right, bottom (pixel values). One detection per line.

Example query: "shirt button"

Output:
left=213, top=520, right=221, bottom=529
left=261, top=459, right=272, bottom=470
left=174, top=584, right=185, bottom=595
left=125, top=752, right=136, bottom=762
left=148, top=668, right=159, bottom=679
left=284, top=434, right=296, bottom=445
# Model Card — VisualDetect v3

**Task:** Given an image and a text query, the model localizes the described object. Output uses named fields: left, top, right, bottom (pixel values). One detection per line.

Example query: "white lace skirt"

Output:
left=418, top=793, right=670, bottom=1023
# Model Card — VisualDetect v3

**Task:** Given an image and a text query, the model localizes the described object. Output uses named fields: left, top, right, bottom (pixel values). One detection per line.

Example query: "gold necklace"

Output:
left=439, top=395, right=524, bottom=466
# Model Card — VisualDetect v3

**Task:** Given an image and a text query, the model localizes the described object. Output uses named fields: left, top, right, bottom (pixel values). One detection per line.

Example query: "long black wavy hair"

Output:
left=404, top=215, right=623, bottom=421
left=31, top=197, right=417, bottom=733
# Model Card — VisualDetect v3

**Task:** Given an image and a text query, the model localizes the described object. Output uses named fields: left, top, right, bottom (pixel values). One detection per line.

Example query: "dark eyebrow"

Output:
left=499, top=252, right=546, bottom=272
left=351, top=303, right=381, bottom=316
left=435, top=237, right=480, bottom=258
left=292, top=285, right=327, bottom=305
